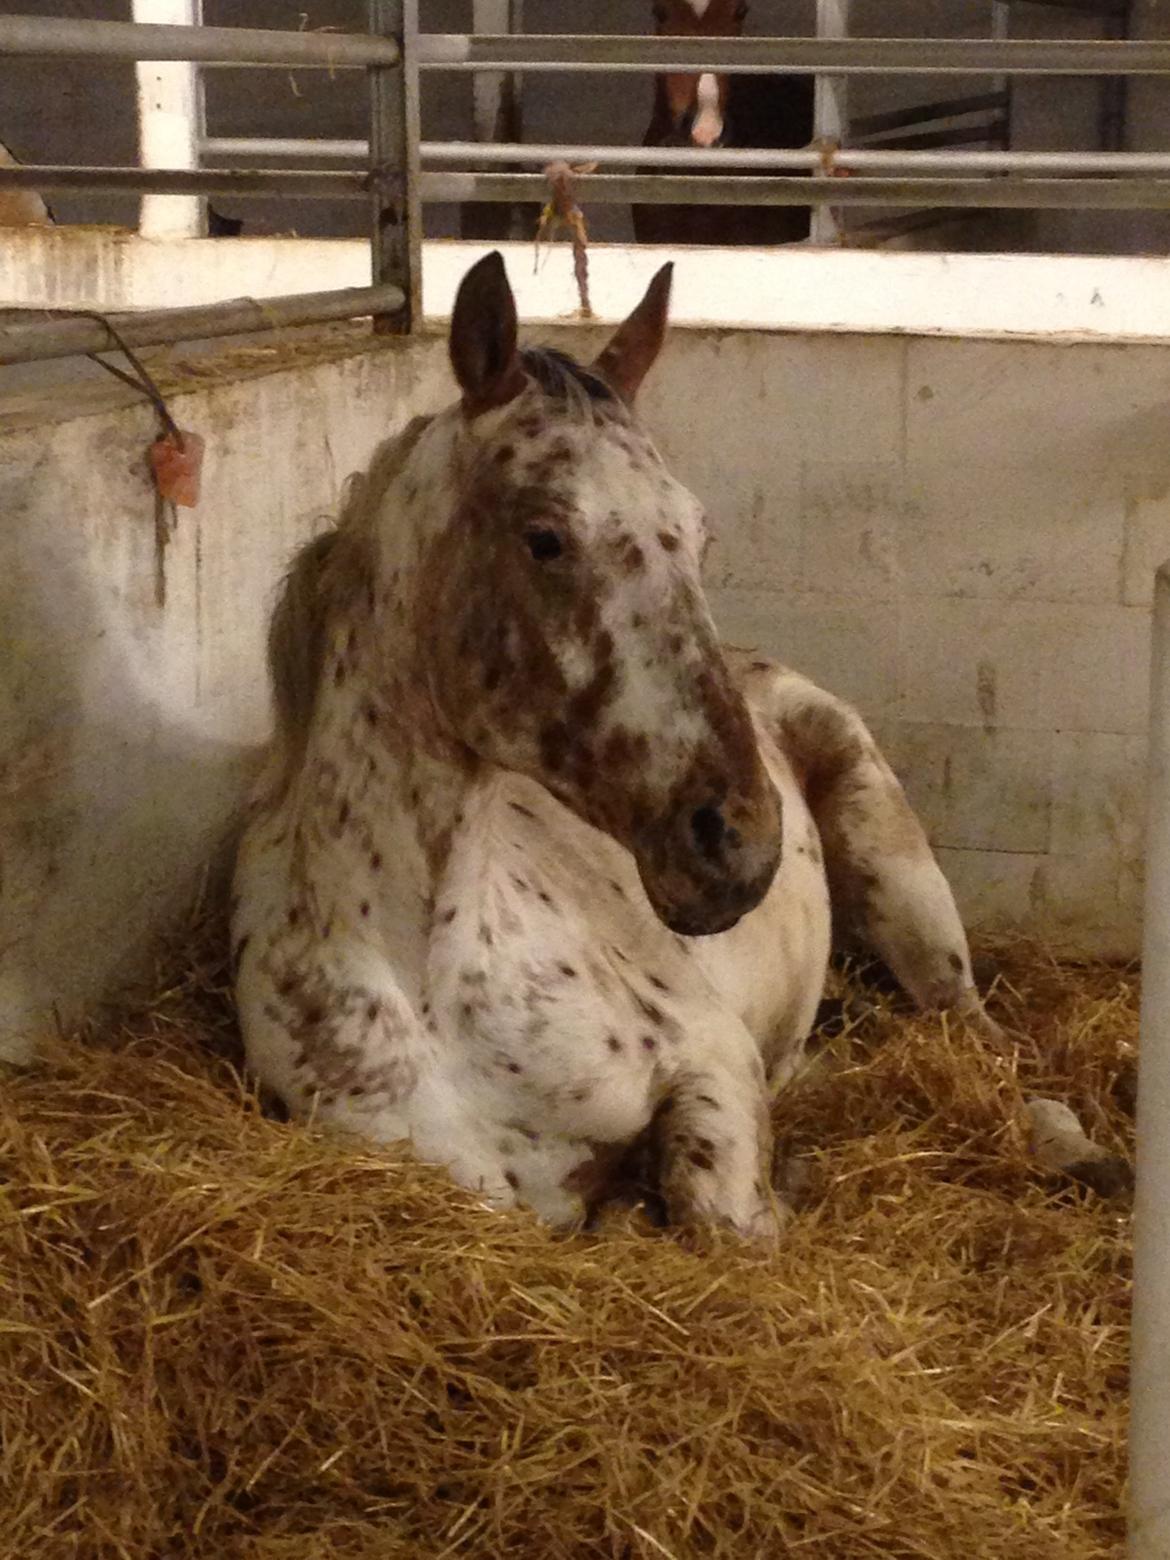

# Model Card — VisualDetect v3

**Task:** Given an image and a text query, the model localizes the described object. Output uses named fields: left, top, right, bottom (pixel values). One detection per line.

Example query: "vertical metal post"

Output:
left=1132, top=561, right=1170, bottom=1560
left=991, top=0, right=1011, bottom=150
left=812, top=0, right=849, bottom=245
left=368, top=0, right=421, bottom=333
left=133, top=0, right=204, bottom=238
left=1100, top=2, right=1130, bottom=154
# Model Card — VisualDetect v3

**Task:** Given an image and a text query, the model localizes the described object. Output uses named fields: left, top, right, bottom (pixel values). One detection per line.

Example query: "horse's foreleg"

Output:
left=653, top=1046, right=783, bottom=1243
left=739, top=659, right=1131, bottom=1200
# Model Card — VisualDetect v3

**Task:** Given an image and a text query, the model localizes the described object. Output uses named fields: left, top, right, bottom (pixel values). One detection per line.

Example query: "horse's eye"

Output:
left=525, top=528, right=564, bottom=562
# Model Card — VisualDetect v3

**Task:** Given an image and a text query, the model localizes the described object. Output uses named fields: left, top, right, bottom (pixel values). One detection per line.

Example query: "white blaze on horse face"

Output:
left=692, top=73, right=723, bottom=147
left=685, top=0, right=713, bottom=14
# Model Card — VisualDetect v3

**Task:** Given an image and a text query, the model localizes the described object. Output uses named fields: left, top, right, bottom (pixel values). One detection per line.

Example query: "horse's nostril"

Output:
left=690, top=804, right=726, bottom=858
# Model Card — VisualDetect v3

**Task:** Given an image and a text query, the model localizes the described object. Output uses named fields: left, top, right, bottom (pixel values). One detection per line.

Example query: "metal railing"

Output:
left=172, top=13, right=1170, bottom=229
left=0, top=7, right=421, bottom=363
left=5, top=8, right=1170, bottom=361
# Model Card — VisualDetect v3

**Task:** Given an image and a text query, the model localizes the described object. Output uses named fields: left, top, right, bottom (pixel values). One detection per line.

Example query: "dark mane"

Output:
left=520, top=347, right=616, bottom=405
left=264, top=413, right=433, bottom=796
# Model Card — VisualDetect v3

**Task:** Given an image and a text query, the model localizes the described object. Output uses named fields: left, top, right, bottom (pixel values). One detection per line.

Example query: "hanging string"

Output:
left=81, top=315, right=184, bottom=450
left=32, top=305, right=184, bottom=448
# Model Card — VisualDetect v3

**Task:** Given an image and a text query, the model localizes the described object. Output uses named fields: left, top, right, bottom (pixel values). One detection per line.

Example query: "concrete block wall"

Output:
left=1, top=319, right=1164, bottom=1055
left=640, top=329, right=1166, bottom=958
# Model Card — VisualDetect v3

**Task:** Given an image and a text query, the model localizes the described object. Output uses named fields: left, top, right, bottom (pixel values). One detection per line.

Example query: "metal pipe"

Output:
left=851, top=91, right=1008, bottom=138
left=203, top=137, right=369, bottom=159
left=424, top=171, right=1170, bottom=210
left=1131, top=560, right=1170, bottom=1560
left=369, top=0, right=421, bottom=333
left=1020, top=0, right=1127, bottom=12
left=813, top=0, right=849, bottom=245
left=0, top=284, right=406, bottom=366
left=0, top=164, right=366, bottom=198
left=202, top=137, right=1170, bottom=176
left=416, top=32, right=1170, bottom=76
left=134, top=0, right=204, bottom=240
left=1100, top=0, right=1130, bottom=156
left=865, top=123, right=1012, bottom=154
left=13, top=159, right=1170, bottom=207
left=0, top=14, right=399, bottom=67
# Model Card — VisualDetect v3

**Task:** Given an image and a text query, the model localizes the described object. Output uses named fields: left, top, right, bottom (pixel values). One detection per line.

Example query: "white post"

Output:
left=812, top=0, right=849, bottom=245
left=472, top=0, right=511, bottom=146
left=133, top=0, right=204, bottom=238
left=1132, top=561, right=1170, bottom=1560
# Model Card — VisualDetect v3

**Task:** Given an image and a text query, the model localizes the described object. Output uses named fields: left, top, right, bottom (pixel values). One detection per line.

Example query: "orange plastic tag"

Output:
left=149, top=430, right=205, bottom=508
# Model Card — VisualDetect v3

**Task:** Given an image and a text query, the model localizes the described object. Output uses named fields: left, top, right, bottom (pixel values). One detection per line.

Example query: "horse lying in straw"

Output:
left=232, top=254, right=1127, bottom=1238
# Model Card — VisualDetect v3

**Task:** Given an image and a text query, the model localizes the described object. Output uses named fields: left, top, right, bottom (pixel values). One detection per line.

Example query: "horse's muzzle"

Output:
left=634, top=785, right=783, bottom=938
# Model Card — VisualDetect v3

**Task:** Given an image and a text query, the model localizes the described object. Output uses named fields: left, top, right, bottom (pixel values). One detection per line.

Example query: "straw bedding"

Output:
left=0, top=923, right=1133, bottom=1560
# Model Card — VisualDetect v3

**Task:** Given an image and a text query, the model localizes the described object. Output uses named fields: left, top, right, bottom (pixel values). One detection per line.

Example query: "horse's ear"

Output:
left=449, top=251, right=525, bottom=414
left=593, top=262, right=673, bottom=404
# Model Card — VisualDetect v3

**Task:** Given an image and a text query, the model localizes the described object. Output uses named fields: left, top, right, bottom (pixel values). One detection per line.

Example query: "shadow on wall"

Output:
left=0, top=329, right=460, bottom=1064
left=0, top=400, right=264, bottom=1064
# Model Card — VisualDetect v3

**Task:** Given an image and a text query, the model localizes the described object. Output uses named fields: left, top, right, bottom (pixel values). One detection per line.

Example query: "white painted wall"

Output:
left=0, top=336, right=453, bottom=1062
left=6, top=230, right=1170, bottom=344
left=1, top=303, right=1164, bottom=1058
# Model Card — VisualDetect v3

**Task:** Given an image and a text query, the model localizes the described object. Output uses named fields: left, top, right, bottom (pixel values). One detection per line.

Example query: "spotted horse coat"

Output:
left=232, top=253, right=1128, bottom=1240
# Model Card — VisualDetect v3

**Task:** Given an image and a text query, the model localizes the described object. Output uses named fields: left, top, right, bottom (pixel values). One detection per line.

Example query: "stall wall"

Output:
left=1, top=320, right=1163, bottom=1059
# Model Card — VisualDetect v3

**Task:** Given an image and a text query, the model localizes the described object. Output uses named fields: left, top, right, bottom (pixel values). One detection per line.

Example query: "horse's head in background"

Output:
left=650, top=0, right=748, bottom=148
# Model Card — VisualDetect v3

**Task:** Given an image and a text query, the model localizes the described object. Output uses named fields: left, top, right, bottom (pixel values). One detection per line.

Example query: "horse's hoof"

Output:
left=1026, top=1098, right=1134, bottom=1200
left=1062, top=1153, right=1134, bottom=1200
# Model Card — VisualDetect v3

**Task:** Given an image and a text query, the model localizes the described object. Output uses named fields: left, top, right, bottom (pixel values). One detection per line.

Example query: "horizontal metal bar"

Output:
left=1016, top=0, right=1127, bottom=12
left=417, top=33, right=1170, bottom=76
left=423, top=171, right=1170, bottom=211
left=0, top=165, right=369, bottom=198
left=0, top=14, right=399, bottom=68
left=199, top=140, right=1170, bottom=175
left=850, top=208, right=983, bottom=241
left=863, top=123, right=1008, bottom=153
left=0, top=284, right=405, bottom=366
left=851, top=91, right=1008, bottom=138
left=14, top=148, right=1170, bottom=200
left=203, top=137, right=369, bottom=160
left=427, top=143, right=1170, bottom=176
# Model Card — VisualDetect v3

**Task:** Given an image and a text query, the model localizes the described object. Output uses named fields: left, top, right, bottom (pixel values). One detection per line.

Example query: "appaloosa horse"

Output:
left=232, top=253, right=1124, bottom=1238
left=633, top=0, right=815, bottom=248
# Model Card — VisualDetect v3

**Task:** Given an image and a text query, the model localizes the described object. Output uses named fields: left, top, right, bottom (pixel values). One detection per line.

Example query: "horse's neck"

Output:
left=292, top=425, right=475, bottom=958
left=645, top=77, right=680, bottom=144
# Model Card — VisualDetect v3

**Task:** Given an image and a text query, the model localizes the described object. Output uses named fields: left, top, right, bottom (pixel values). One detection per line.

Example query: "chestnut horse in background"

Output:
left=633, top=0, right=815, bottom=248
